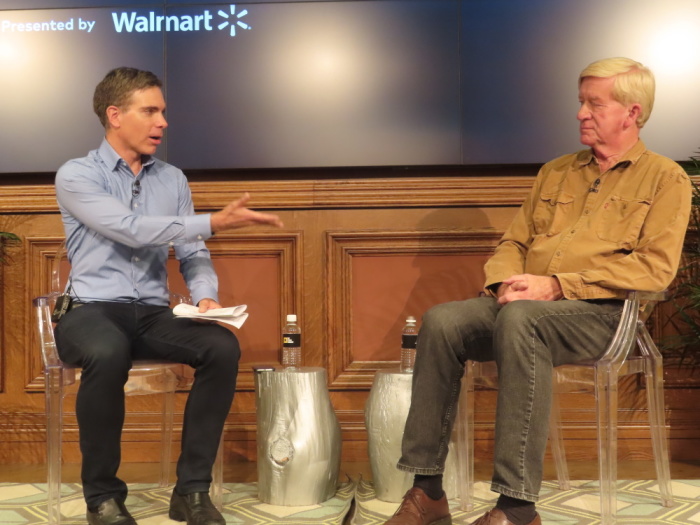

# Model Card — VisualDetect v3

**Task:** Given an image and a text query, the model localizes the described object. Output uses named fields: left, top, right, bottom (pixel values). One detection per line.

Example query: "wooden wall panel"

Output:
left=326, top=230, right=501, bottom=388
left=0, top=172, right=698, bottom=466
left=25, top=237, right=65, bottom=392
left=167, top=231, right=303, bottom=390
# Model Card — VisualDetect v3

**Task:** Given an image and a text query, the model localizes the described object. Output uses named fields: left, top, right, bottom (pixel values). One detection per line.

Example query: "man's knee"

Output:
left=423, top=297, right=495, bottom=334
left=201, top=328, right=241, bottom=372
left=423, top=299, right=474, bottom=330
left=495, top=300, right=551, bottom=330
left=422, top=302, right=457, bottom=332
left=71, top=342, right=133, bottom=387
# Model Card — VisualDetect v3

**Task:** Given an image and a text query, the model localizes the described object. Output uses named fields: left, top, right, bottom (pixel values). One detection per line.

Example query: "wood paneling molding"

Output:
left=25, top=237, right=64, bottom=391
left=2, top=173, right=700, bottom=465
left=326, top=229, right=502, bottom=388
left=0, top=176, right=537, bottom=213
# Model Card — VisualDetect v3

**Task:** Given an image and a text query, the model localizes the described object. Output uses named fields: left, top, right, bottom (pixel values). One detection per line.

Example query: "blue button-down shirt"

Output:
left=55, top=139, right=217, bottom=306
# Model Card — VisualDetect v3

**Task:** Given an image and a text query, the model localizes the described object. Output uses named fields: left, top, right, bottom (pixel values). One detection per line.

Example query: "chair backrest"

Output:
left=588, top=290, right=666, bottom=371
left=36, top=239, right=193, bottom=388
left=32, top=241, right=194, bottom=395
left=594, top=292, right=641, bottom=370
left=49, top=239, right=193, bottom=304
left=51, top=241, right=68, bottom=295
left=34, top=241, right=77, bottom=385
left=34, top=296, right=63, bottom=369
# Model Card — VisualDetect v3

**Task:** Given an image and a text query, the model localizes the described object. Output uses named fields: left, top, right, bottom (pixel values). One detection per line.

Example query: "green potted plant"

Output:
left=660, top=156, right=700, bottom=375
left=0, top=232, right=19, bottom=263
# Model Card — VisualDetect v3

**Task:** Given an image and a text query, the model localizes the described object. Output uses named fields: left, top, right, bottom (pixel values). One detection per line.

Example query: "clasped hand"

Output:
left=496, top=274, right=563, bottom=305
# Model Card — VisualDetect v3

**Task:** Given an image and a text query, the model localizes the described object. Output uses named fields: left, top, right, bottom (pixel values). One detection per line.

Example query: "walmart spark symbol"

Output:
left=217, top=5, right=250, bottom=36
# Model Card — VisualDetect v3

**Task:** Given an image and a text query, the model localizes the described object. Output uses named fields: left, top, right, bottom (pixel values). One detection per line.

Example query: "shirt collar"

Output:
left=576, top=139, right=647, bottom=170
left=97, top=138, right=156, bottom=173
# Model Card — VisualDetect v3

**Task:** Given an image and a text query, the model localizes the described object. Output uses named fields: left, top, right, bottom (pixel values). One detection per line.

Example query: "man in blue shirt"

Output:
left=54, top=67, right=283, bottom=525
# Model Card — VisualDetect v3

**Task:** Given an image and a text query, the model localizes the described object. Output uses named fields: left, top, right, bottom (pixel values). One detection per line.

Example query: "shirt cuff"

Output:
left=191, top=287, right=219, bottom=307
left=184, top=214, right=213, bottom=243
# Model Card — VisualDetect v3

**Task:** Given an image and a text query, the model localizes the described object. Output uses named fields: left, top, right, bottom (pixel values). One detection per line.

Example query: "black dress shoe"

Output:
left=86, top=498, right=137, bottom=525
left=169, top=490, right=225, bottom=525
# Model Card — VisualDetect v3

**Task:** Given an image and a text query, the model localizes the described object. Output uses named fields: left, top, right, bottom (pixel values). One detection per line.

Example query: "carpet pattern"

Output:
left=1, top=480, right=700, bottom=524
left=351, top=479, right=700, bottom=524
left=0, top=482, right=355, bottom=524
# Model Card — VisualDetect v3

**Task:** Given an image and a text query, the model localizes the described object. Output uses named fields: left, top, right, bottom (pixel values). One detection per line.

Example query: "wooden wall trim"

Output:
left=3, top=173, right=700, bottom=465
left=3, top=173, right=699, bottom=214
left=25, top=238, right=64, bottom=391
left=0, top=176, right=537, bottom=213
left=326, top=229, right=502, bottom=388
left=21, top=233, right=303, bottom=393
left=207, top=231, right=304, bottom=390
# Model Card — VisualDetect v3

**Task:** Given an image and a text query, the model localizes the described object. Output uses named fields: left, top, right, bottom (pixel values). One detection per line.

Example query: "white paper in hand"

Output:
left=172, top=303, right=249, bottom=329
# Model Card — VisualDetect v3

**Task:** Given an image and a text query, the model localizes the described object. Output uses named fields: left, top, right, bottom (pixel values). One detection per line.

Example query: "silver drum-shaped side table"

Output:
left=255, top=367, right=341, bottom=506
left=365, top=368, right=462, bottom=502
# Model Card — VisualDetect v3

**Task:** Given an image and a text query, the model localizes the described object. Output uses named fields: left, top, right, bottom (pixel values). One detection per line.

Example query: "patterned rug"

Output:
left=2, top=480, right=700, bottom=524
left=0, top=482, right=356, bottom=524
left=351, top=479, right=700, bottom=524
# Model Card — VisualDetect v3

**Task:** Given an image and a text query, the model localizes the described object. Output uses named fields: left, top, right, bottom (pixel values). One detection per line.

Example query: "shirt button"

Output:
left=169, top=242, right=174, bottom=247
left=134, top=204, right=139, bottom=208
left=197, top=235, right=203, bottom=240
left=571, top=230, right=575, bottom=234
left=584, top=210, right=590, bottom=215
left=556, top=251, right=561, bottom=256
left=134, top=257, right=140, bottom=262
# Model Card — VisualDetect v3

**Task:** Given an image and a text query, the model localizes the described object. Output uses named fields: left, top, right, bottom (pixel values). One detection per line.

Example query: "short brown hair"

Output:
left=93, top=67, right=162, bottom=128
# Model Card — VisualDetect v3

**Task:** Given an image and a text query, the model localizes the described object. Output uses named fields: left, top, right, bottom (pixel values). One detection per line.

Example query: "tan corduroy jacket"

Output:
left=484, top=140, right=692, bottom=300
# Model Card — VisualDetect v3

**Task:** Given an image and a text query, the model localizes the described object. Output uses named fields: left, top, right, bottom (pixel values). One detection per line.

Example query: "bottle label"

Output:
left=402, top=334, right=417, bottom=349
left=283, top=334, right=301, bottom=347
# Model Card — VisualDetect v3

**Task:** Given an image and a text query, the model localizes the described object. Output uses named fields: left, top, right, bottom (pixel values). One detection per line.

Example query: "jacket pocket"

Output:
left=596, top=196, right=651, bottom=246
left=532, top=192, right=575, bottom=236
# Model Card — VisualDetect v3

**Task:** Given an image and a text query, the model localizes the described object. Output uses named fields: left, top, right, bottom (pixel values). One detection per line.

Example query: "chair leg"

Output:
left=159, top=389, right=176, bottom=487
left=456, top=363, right=475, bottom=512
left=595, top=365, right=618, bottom=525
left=46, top=369, right=64, bottom=525
left=548, top=387, right=570, bottom=490
left=211, top=435, right=224, bottom=510
left=638, top=327, right=674, bottom=507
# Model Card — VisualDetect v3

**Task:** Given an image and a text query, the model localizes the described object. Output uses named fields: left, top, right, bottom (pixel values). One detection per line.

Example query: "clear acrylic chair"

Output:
left=454, top=291, right=673, bottom=524
left=36, top=243, right=224, bottom=525
left=453, top=360, right=570, bottom=514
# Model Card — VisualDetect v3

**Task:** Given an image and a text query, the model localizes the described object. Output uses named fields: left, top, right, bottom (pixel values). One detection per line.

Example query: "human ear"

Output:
left=626, top=103, right=642, bottom=127
left=105, top=105, right=121, bottom=129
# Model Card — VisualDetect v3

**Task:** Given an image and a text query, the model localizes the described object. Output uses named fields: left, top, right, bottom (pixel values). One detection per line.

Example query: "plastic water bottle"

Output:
left=400, top=316, right=418, bottom=373
left=282, top=314, right=301, bottom=369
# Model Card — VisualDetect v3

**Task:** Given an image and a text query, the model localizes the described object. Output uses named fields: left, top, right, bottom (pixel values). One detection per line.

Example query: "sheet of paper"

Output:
left=172, top=303, right=248, bottom=329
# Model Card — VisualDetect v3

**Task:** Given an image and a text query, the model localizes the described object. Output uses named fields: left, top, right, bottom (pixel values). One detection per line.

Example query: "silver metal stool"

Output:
left=255, top=367, right=341, bottom=505
left=365, top=368, right=462, bottom=502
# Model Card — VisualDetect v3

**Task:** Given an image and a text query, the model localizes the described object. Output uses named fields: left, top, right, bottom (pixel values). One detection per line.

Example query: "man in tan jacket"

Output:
left=383, top=57, right=692, bottom=525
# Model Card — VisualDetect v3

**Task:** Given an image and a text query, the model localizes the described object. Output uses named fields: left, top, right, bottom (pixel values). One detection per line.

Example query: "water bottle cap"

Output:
left=406, top=316, right=416, bottom=323
left=286, top=314, right=297, bottom=322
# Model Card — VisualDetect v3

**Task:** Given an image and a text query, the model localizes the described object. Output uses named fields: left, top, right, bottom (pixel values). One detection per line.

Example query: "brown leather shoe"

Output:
left=383, top=487, right=451, bottom=525
left=468, top=508, right=541, bottom=525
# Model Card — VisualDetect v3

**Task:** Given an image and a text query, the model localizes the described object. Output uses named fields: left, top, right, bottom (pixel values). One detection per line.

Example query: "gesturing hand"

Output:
left=210, top=192, right=284, bottom=233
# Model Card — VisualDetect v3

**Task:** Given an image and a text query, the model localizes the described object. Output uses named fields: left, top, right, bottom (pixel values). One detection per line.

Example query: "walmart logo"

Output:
left=112, top=4, right=251, bottom=36
left=217, top=5, right=250, bottom=36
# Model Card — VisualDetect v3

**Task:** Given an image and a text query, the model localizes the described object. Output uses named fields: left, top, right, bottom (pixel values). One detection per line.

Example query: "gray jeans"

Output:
left=397, top=296, right=622, bottom=502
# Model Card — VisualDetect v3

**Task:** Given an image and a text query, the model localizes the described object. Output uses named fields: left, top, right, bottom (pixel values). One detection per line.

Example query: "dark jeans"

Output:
left=397, top=297, right=622, bottom=502
left=54, top=301, right=240, bottom=509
